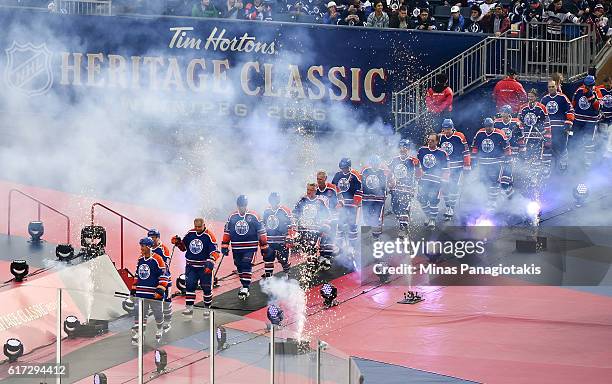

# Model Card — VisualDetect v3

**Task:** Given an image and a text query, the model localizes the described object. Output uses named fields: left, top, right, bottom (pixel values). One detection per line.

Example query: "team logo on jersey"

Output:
left=502, top=127, right=512, bottom=139
left=394, top=163, right=408, bottom=179
left=235, top=219, right=249, bottom=236
left=337, top=177, right=350, bottom=192
left=422, top=154, right=436, bottom=168
left=440, top=141, right=454, bottom=156
left=266, top=215, right=279, bottom=230
left=365, top=174, right=380, bottom=189
left=4, top=42, right=54, bottom=96
left=317, top=194, right=330, bottom=207
left=137, top=264, right=151, bottom=280
left=546, top=100, right=559, bottom=115
left=578, top=96, right=590, bottom=110
left=602, top=94, right=612, bottom=108
left=523, top=112, right=538, bottom=127
left=189, top=239, right=203, bottom=254
left=300, top=203, right=317, bottom=227
left=481, top=138, right=495, bottom=153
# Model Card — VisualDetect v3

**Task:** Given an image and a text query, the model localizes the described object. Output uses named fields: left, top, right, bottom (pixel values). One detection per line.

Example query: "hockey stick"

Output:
left=212, top=251, right=227, bottom=288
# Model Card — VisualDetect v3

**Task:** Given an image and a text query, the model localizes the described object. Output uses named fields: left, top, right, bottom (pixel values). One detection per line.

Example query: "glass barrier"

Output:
left=319, top=341, right=351, bottom=384
left=272, top=323, right=317, bottom=384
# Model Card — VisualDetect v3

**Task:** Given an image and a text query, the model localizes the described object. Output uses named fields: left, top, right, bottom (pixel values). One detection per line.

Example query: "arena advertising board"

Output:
left=0, top=8, right=485, bottom=129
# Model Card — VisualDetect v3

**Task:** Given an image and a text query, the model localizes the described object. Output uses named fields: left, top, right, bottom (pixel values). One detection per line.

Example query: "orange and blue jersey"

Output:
left=438, top=131, right=471, bottom=169
left=331, top=169, right=362, bottom=207
left=541, top=92, right=574, bottom=128
left=388, top=155, right=421, bottom=193
left=316, top=183, right=341, bottom=213
left=518, top=102, right=551, bottom=142
left=572, top=85, right=601, bottom=122
left=494, top=117, right=525, bottom=155
left=595, top=85, right=612, bottom=122
left=471, top=128, right=511, bottom=164
left=151, top=242, right=171, bottom=272
left=417, top=146, right=450, bottom=183
left=133, top=253, right=169, bottom=300
left=293, top=196, right=330, bottom=232
left=263, top=206, right=294, bottom=244
left=182, top=229, right=219, bottom=267
left=222, top=211, right=268, bottom=253
left=360, top=167, right=388, bottom=202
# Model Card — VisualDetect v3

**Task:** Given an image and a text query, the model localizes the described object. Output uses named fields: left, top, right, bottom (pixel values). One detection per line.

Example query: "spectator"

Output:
left=323, top=1, right=342, bottom=24
left=192, top=0, right=221, bottom=17
left=493, top=69, right=528, bottom=113
left=447, top=5, right=466, bottom=31
left=479, top=0, right=498, bottom=17
left=425, top=73, right=454, bottom=127
left=586, top=4, right=612, bottom=42
left=288, top=1, right=309, bottom=16
left=224, top=0, right=244, bottom=18
left=390, top=5, right=411, bottom=28
left=366, top=1, right=390, bottom=27
left=412, top=7, right=436, bottom=29
left=522, top=0, right=546, bottom=37
left=484, top=4, right=511, bottom=35
left=244, top=0, right=272, bottom=20
left=544, top=0, right=581, bottom=36
left=340, top=0, right=367, bottom=25
left=406, top=0, right=432, bottom=15
left=165, top=0, right=197, bottom=16
left=564, top=0, right=590, bottom=21
left=465, top=5, right=486, bottom=32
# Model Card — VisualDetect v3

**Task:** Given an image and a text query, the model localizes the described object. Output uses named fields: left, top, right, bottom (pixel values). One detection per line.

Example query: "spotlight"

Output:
left=27, top=221, right=44, bottom=242
left=320, top=283, right=338, bottom=308
left=573, top=183, right=589, bottom=207
left=176, top=274, right=186, bottom=294
left=93, top=372, right=107, bottom=384
left=473, top=217, right=494, bottom=226
left=154, top=349, right=167, bottom=373
left=10, top=260, right=29, bottom=282
left=267, top=304, right=284, bottom=326
left=3, top=338, right=24, bottom=363
left=122, top=298, right=135, bottom=314
left=526, top=201, right=541, bottom=217
left=215, top=326, right=227, bottom=350
left=56, top=244, right=75, bottom=262
left=64, top=315, right=81, bottom=338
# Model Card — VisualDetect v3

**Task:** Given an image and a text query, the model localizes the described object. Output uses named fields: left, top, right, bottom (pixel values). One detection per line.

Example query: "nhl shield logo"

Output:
left=4, top=42, right=53, bottom=96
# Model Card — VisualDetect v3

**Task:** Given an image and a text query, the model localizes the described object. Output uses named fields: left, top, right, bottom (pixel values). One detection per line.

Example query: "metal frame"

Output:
left=57, top=0, right=112, bottom=16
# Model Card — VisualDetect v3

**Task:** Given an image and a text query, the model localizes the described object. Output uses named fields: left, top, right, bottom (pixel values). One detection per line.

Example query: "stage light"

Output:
left=3, top=338, right=24, bottom=363
left=56, top=244, right=75, bottom=262
left=573, top=183, right=589, bottom=207
left=526, top=201, right=541, bottom=217
left=10, top=260, right=29, bottom=282
left=64, top=315, right=81, bottom=338
left=320, top=283, right=338, bottom=308
left=122, top=298, right=135, bottom=314
left=28, top=221, right=44, bottom=242
left=216, top=326, right=227, bottom=350
left=176, top=274, right=187, bottom=294
left=267, top=304, right=284, bottom=326
left=154, top=349, right=167, bottom=373
left=93, top=372, right=107, bottom=384
left=474, top=217, right=494, bottom=226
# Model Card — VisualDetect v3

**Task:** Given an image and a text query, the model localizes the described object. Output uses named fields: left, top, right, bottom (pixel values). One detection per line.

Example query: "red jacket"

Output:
left=493, top=77, right=527, bottom=113
left=425, top=86, right=453, bottom=113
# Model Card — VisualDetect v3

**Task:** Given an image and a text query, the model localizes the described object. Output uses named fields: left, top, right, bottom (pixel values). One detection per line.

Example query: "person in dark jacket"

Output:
left=340, top=0, right=367, bottom=26
left=192, top=0, right=221, bottom=17
left=412, top=7, right=437, bottom=29
left=465, top=5, right=486, bottom=32
left=447, top=5, right=466, bottom=31
left=484, top=4, right=511, bottom=35
left=390, top=5, right=411, bottom=28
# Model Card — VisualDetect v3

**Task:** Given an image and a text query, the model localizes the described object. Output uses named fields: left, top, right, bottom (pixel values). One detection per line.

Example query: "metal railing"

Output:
left=393, top=23, right=598, bottom=131
left=7, top=188, right=71, bottom=244
left=57, top=0, right=112, bottom=15
left=90, top=202, right=149, bottom=269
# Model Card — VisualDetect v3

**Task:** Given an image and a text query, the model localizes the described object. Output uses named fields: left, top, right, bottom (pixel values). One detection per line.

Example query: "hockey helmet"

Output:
left=500, top=105, right=512, bottom=115
left=339, top=157, right=351, bottom=169
left=139, top=237, right=154, bottom=247
left=268, top=192, right=281, bottom=206
left=398, top=139, right=412, bottom=148
left=483, top=117, right=494, bottom=127
left=236, top=195, right=248, bottom=207
left=583, top=75, right=595, bottom=86
left=147, top=228, right=160, bottom=238
left=441, top=119, right=454, bottom=130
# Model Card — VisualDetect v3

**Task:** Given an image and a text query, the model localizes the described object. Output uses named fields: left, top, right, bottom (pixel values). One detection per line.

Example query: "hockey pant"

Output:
left=132, top=297, right=163, bottom=339
left=337, top=206, right=359, bottom=250
left=598, top=120, right=612, bottom=158
left=500, top=161, right=514, bottom=197
left=362, top=201, right=385, bottom=238
left=418, top=179, right=441, bottom=220
left=547, top=122, right=569, bottom=169
left=233, top=250, right=255, bottom=289
left=185, top=263, right=213, bottom=308
left=391, top=191, right=414, bottom=230
left=263, top=243, right=291, bottom=276
left=444, top=168, right=463, bottom=209
left=569, top=121, right=597, bottom=167
left=163, top=281, right=172, bottom=324
left=479, top=162, right=503, bottom=212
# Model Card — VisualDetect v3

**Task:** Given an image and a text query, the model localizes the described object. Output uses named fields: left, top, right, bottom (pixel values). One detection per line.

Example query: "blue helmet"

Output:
left=484, top=117, right=494, bottom=127
left=398, top=139, right=412, bottom=148
left=139, top=237, right=154, bottom=247
left=236, top=195, right=248, bottom=207
left=584, top=75, right=595, bottom=86
left=147, top=228, right=160, bottom=238
left=500, top=105, right=512, bottom=115
left=441, top=119, right=454, bottom=130
left=268, top=192, right=280, bottom=206
left=369, top=155, right=381, bottom=168
left=339, top=158, right=351, bottom=169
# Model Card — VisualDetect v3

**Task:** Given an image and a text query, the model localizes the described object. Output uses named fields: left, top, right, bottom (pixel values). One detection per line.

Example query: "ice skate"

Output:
left=427, top=219, right=436, bottom=229
left=162, top=322, right=171, bottom=334
left=443, top=206, right=454, bottom=221
left=238, top=287, right=250, bottom=300
left=182, top=306, right=194, bottom=319
left=155, top=329, right=163, bottom=344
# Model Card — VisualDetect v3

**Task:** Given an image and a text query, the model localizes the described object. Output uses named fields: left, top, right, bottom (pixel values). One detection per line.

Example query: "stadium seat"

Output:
left=460, top=6, right=472, bottom=18
left=434, top=5, right=451, bottom=18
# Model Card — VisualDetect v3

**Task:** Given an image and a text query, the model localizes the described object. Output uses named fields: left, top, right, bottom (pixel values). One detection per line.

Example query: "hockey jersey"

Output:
left=316, top=183, right=341, bottom=213
left=595, top=85, right=612, bottom=122
left=572, top=85, right=601, bottom=122
left=181, top=229, right=220, bottom=267
left=388, top=155, right=421, bottom=193
left=494, top=117, right=525, bottom=155
left=133, top=254, right=169, bottom=300
left=471, top=128, right=511, bottom=164
left=263, top=206, right=294, bottom=244
left=518, top=102, right=551, bottom=141
left=151, top=242, right=171, bottom=279
left=540, top=93, right=574, bottom=130
left=293, top=196, right=330, bottom=232
left=331, top=170, right=362, bottom=207
left=222, top=211, right=268, bottom=253
left=417, top=146, right=450, bottom=183
left=438, top=131, right=471, bottom=169
left=360, top=167, right=388, bottom=202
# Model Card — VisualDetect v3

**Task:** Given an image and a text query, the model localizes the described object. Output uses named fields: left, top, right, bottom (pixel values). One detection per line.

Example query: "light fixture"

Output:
left=64, top=315, right=80, bottom=338
left=526, top=201, right=541, bottom=217
left=154, top=349, right=167, bottom=373
left=28, top=221, right=44, bottom=242
left=56, top=244, right=75, bottom=262
left=320, top=283, right=338, bottom=308
left=267, top=304, right=284, bottom=326
left=10, top=260, right=29, bottom=282
left=176, top=274, right=186, bottom=294
left=122, top=298, right=135, bottom=314
left=216, top=326, right=227, bottom=350
left=3, top=338, right=24, bottom=363
left=573, top=183, right=589, bottom=207
left=93, top=372, right=107, bottom=384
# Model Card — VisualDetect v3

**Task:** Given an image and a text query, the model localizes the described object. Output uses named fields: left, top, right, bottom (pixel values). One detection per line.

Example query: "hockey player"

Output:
left=571, top=75, right=601, bottom=168
left=293, top=183, right=332, bottom=270
left=541, top=80, right=574, bottom=171
left=222, top=196, right=268, bottom=300
left=131, top=237, right=169, bottom=345
left=471, top=118, right=511, bottom=213
left=388, top=139, right=421, bottom=236
left=360, top=155, right=389, bottom=238
left=148, top=229, right=172, bottom=333
left=595, top=76, right=612, bottom=159
left=331, top=158, right=362, bottom=254
left=494, top=105, right=525, bottom=197
left=171, top=218, right=220, bottom=318
left=518, top=89, right=551, bottom=177
left=262, top=192, right=294, bottom=277
left=438, top=119, right=470, bottom=220
left=316, top=170, right=341, bottom=241
left=417, top=133, right=450, bottom=229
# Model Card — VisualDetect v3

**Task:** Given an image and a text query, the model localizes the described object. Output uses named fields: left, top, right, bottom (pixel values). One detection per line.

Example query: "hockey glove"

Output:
left=204, top=260, right=215, bottom=274
left=564, top=124, right=573, bottom=135
left=130, top=286, right=137, bottom=296
left=155, top=286, right=165, bottom=297
left=221, top=247, right=229, bottom=257
left=171, top=235, right=181, bottom=245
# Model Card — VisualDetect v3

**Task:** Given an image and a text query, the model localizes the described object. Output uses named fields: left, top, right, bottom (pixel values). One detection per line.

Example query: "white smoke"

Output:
left=260, top=276, right=307, bottom=340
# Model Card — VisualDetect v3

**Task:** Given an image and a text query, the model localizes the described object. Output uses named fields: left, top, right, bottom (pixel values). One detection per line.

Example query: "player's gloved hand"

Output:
left=564, top=124, right=573, bottom=135
left=204, top=260, right=215, bottom=274
left=155, top=287, right=165, bottom=298
left=171, top=235, right=182, bottom=245
left=221, top=247, right=229, bottom=257
left=130, top=286, right=137, bottom=296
